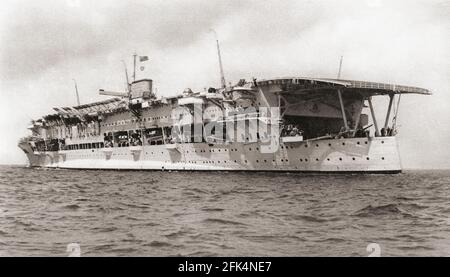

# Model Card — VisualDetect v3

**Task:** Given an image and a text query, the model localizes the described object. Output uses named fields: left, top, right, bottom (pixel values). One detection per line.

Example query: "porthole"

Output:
left=327, top=158, right=330, bottom=161
left=352, top=157, right=355, bottom=161
left=305, top=145, right=308, bottom=148
left=357, top=141, right=360, bottom=145
left=328, top=143, right=332, bottom=146
left=342, top=142, right=345, bottom=146
left=339, top=158, right=342, bottom=161
left=365, top=141, right=368, bottom=144
left=316, top=144, right=319, bottom=147
left=300, top=158, right=303, bottom=162
left=305, top=158, right=308, bottom=162
left=366, top=157, right=370, bottom=160
left=381, top=141, right=385, bottom=144
left=316, top=158, right=319, bottom=161
left=381, top=157, right=385, bottom=160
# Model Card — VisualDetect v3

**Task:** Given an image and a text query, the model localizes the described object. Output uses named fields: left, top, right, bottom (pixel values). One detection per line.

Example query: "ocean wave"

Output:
left=90, top=244, right=116, bottom=251
left=353, top=204, right=416, bottom=218
left=394, top=234, right=426, bottom=242
left=186, top=188, right=210, bottom=194
left=143, top=240, right=173, bottom=248
left=182, top=250, right=218, bottom=257
left=91, top=226, right=118, bottom=232
left=62, top=204, right=81, bottom=210
left=397, top=245, right=435, bottom=251
left=118, top=201, right=150, bottom=209
left=202, top=218, right=247, bottom=226
left=164, top=229, right=190, bottom=239
left=200, top=207, right=225, bottom=212
left=314, top=237, right=347, bottom=243
left=291, top=214, right=328, bottom=223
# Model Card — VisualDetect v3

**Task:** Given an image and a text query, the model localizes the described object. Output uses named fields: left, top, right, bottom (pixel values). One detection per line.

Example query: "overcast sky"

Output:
left=1, top=0, right=449, bottom=168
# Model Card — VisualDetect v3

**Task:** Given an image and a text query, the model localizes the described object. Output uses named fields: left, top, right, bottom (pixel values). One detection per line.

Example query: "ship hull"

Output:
left=19, top=136, right=402, bottom=173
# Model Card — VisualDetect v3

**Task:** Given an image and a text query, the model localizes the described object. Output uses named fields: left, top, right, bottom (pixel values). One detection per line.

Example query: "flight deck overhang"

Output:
left=258, top=77, right=431, bottom=96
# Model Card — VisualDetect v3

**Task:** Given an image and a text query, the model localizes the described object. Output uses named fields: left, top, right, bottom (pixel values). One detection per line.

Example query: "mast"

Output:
left=210, top=29, right=226, bottom=88
left=121, top=60, right=130, bottom=92
left=132, top=52, right=137, bottom=82
left=337, top=56, right=343, bottom=79
left=216, top=39, right=226, bottom=88
left=72, top=79, right=80, bottom=106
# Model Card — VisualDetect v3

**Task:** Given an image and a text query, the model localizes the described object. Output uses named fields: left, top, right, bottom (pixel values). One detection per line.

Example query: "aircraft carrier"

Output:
left=18, top=51, right=431, bottom=173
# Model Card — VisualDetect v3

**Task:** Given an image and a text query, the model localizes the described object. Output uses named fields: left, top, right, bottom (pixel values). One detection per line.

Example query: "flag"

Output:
left=139, top=56, right=149, bottom=62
